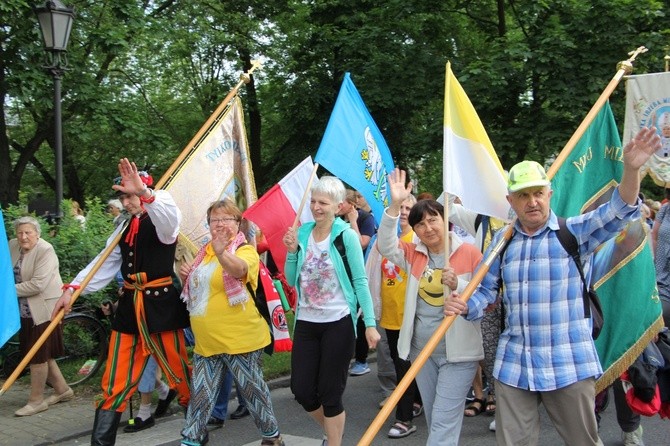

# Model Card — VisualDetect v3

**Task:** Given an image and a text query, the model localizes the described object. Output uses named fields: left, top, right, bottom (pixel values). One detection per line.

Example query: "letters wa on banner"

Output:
left=623, top=72, right=670, bottom=186
left=164, top=96, right=257, bottom=252
left=443, top=62, right=510, bottom=221
left=243, top=156, right=315, bottom=275
left=0, top=210, right=20, bottom=348
left=314, top=73, right=394, bottom=226
left=551, top=102, right=663, bottom=392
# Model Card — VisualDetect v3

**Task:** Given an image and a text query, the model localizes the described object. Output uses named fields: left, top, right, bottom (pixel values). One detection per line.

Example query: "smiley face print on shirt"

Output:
left=418, top=267, right=444, bottom=307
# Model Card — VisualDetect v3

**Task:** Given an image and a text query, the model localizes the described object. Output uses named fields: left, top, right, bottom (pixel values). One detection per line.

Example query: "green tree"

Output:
left=2, top=0, right=668, bottom=206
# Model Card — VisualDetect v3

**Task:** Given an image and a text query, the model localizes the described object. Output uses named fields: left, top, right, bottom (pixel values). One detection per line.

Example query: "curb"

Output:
left=32, top=375, right=294, bottom=446
left=34, top=352, right=377, bottom=445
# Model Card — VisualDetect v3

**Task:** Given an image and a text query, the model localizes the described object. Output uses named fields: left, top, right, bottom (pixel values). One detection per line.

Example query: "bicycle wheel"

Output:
left=1, top=348, right=27, bottom=379
left=58, top=313, right=108, bottom=386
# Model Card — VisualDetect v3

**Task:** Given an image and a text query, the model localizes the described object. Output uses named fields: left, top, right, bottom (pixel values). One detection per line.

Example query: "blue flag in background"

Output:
left=0, top=210, right=19, bottom=348
left=314, top=73, right=395, bottom=225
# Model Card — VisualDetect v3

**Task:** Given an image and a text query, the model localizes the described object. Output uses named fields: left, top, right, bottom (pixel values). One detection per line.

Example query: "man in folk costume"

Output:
left=52, top=158, right=191, bottom=446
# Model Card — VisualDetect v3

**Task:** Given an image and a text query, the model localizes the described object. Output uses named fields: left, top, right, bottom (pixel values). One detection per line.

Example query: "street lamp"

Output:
left=34, top=1, right=75, bottom=221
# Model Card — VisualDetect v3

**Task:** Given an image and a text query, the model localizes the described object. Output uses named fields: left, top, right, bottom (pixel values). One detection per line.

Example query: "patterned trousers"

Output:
left=182, top=349, right=280, bottom=443
left=481, top=303, right=502, bottom=395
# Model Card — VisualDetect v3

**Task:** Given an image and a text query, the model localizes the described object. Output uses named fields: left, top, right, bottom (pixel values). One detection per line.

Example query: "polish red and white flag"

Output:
left=243, top=156, right=315, bottom=273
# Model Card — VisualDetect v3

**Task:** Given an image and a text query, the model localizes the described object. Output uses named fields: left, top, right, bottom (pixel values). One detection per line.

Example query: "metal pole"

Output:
left=53, top=70, right=63, bottom=220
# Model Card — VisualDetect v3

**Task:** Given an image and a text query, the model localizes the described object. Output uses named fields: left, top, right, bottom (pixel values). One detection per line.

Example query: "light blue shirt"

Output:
left=467, top=188, right=639, bottom=391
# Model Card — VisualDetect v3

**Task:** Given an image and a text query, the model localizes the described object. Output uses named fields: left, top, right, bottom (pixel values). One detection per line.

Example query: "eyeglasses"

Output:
left=209, top=217, right=238, bottom=225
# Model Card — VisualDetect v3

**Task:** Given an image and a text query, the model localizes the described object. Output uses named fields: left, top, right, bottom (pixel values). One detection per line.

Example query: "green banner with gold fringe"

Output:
left=551, top=102, right=663, bottom=393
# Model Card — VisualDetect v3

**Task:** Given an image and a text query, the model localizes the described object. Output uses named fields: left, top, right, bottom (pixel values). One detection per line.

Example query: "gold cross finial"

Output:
left=240, top=60, right=263, bottom=84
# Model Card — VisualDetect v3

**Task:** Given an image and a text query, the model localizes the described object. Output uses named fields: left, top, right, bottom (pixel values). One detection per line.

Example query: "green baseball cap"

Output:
left=507, top=160, right=550, bottom=192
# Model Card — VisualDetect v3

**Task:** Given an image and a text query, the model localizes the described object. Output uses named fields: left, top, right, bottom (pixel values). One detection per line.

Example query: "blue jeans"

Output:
left=138, top=356, right=158, bottom=393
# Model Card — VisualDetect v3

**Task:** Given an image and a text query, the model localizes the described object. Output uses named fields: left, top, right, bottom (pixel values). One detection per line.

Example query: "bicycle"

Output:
left=0, top=335, right=25, bottom=381
left=0, top=302, right=109, bottom=386
left=57, top=302, right=109, bottom=385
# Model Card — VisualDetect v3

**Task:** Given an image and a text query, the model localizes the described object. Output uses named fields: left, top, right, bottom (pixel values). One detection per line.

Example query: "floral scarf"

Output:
left=180, top=231, right=249, bottom=306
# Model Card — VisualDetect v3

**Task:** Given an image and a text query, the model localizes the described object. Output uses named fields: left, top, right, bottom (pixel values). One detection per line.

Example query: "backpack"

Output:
left=555, top=217, right=604, bottom=340
left=333, top=231, right=353, bottom=284
left=499, top=217, right=604, bottom=339
left=245, top=265, right=274, bottom=355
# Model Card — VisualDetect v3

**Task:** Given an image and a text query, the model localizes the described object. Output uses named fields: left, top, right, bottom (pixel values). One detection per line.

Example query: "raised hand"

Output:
left=388, top=168, right=413, bottom=207
left=111, top=158, right=146, bottom=196
left=211, top=228, right=234, bottom=256
left=623, top=127, right=662, bottom=170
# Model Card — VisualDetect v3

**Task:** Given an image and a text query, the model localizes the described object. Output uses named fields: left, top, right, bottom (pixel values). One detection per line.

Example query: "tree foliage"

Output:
left=1, top=0, right=668, bottom=210
left=3, top=196, right=116, bottom=301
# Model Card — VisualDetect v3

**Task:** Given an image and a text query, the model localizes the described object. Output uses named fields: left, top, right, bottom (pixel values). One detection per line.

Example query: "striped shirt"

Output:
left=466, top=189, right=639, bottom=391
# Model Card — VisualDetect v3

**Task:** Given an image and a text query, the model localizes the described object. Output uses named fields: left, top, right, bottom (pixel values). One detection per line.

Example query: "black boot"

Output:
left=91, top=409, right=122, bottom=445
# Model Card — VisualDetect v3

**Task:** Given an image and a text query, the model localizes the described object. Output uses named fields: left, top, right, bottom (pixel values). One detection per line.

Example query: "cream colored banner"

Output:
left=165, top=97, right=257, bottom=252
left=623, top=72, right=670, bottom=186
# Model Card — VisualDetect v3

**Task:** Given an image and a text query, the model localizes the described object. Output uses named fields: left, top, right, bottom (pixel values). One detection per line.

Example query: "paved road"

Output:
left=51, top=360, right=667, bottom=446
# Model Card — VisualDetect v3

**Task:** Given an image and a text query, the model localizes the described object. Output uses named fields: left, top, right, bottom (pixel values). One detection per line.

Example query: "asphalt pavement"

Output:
left=1, top=358, right=667, bottom=445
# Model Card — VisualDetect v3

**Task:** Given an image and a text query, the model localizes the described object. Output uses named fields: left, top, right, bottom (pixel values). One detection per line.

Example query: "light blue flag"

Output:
left=314, top=73, right=395, bottom=225
left=0, top=210, right=20, bottom=348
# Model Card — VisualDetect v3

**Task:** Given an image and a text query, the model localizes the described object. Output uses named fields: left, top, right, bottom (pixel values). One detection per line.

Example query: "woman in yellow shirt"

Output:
left=179, top=199, right=284, bottom=446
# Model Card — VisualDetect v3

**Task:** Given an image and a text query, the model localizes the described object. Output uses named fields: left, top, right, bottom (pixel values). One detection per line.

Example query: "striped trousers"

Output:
left=182, top=349, right=279, bottom=443
left=98, top=329, right=191, bottom=412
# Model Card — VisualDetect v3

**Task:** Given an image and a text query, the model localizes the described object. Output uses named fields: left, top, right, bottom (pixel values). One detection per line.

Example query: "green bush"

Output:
left=3, top=196, right=118, bottom=305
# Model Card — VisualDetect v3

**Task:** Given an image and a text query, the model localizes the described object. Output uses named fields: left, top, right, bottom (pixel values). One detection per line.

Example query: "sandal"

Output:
left=485, top=394, right=496, bottom=415
left=412, top=403, right=423, bottom=417
left=388, top=420, right=417, bottom=438
left=464, top=398, right=485, bottom=417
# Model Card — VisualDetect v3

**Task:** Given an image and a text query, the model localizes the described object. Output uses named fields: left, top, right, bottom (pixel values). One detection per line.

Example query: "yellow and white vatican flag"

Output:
left=164, top=96, right=257, bottom=252
left=623, top=71, right=670, bottom=186
left=443, top=62, right=510, bottom=221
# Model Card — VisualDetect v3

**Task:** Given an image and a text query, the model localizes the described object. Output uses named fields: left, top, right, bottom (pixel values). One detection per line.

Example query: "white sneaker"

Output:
left=489, top=419, right=496, bottom=432
left=622, top=425, right=644, bottom=445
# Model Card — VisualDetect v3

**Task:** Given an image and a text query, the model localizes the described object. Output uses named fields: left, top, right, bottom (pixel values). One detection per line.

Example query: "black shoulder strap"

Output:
left=555, top=217, right=591, bottom=318
left=474, top=214, right=483, bottom=232
left=496, top=229, right=514, bottom=292
left=245, top=272, right=274, bottom=356
left=333, top=232, right=352, bottom=284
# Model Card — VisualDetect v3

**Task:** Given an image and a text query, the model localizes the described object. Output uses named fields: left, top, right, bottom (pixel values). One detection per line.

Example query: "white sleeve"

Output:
left=72, top=225, right=124, bottom=293
left=143, top=189, right=182, bottom=244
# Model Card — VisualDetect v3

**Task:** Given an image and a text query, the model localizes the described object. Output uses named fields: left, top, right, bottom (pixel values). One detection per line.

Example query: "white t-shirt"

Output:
left=298, top=234, right=350, bottom=323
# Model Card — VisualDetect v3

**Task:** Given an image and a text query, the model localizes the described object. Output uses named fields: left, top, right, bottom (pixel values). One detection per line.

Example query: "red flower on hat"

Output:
left=113, top=171, right=153, bottom=188
left=138, top=171, right=154, bottom=187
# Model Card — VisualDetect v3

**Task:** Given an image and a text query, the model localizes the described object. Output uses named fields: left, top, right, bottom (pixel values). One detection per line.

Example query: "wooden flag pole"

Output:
left=357, top=47, right=647, bottom=446
left=0, top=227, right=125, bottom=397
left=546, top=47, right=646, bottom=178
left=0, top=61, right=263, bottom=398
left=158, top=60, right=262, bottom=189
left=291, top=162, right=319, bottom=229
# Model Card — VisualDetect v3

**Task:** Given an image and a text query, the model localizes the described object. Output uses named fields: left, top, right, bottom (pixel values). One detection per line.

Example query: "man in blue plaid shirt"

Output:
left=445, top=127, right=661, bottom=445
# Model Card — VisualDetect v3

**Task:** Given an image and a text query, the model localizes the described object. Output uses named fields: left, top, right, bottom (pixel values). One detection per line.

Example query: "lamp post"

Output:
left=34, top=0, right=75, bottom=221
